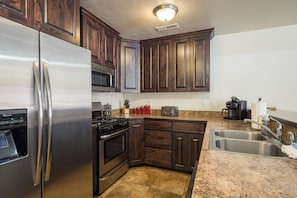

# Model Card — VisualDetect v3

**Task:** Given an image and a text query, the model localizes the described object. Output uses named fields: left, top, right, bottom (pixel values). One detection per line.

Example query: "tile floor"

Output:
left=97, top=166, right=191, bottom=198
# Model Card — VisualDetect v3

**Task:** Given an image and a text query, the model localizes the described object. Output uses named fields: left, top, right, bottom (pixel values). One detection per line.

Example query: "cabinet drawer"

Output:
left=144, top=130, right=172, bottom=149
left=172, top=121, right=206, bottom=134
left=144, top=119, right=172, bottom=131
left=144, top=147, right=172, bottom=168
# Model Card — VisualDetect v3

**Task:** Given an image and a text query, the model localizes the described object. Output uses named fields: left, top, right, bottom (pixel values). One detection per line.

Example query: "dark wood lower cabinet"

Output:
left=144, top=147, right=172, bottom=168
left=144, top=130, right=172, bottom=149
left=173, top=133, right=204, bottom=173
left=144, top=128, right=172, bottom=169
left=128, top=118, right=206, bottom=172
left=128, top=119, right=144, bottom=166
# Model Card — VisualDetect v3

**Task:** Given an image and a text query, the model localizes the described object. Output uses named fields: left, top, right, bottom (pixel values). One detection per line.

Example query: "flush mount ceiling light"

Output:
left=153, top=4, right=178, bottom=22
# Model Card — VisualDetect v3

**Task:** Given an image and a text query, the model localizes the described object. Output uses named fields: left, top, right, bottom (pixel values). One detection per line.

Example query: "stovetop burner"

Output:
left=92, top=116, right=129, bottom=136
left=92, top=117, right=119, bottom=125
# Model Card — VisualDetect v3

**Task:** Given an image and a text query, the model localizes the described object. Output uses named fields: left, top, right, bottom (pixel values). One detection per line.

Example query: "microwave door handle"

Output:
left=114, top=70, right=116, bottom=88
left=108, top=73, right=113, bottom=87
left=33, top=61, right=43, bottom=186
left=43, top=63, right=53, bottom=182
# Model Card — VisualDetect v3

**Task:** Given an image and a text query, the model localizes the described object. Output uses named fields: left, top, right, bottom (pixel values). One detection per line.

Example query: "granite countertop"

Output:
left=192, top=119, right=297, bottom=198
left=116, top=110, right=297, bottom=197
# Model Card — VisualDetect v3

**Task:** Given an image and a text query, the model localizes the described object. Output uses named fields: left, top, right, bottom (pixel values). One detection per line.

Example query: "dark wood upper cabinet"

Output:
left=140, top=41, right=156, bottom=92
left=0, top=0, right=80, bottom=45
left=140, top=39, right=172, bottom=92
left=81, top=8, right=119, bottom=68
left=172, top=37, right=191, bottom=92
left=35, top=0, right=80, bottom=45
left=121, top=39, right=140, bottom=92
left=156, top=40, right=171, bottom=92
left=104, top=28, right=116, bottom=67
left=80, top=8, right=103, bottom=65
left=140, top=28, right=214, bottom=92
left=115, top=37, right=121, bottom=92
left=191, top=35, right=210, bottom=91
left=0, top=0, right=34, bottom=27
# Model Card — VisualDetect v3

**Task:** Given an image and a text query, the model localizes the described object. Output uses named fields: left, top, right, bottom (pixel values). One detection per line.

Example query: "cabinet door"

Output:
left=36, top=0, right=80, bottom=45
left=81, top=8, right=104, bottom=65
left=128, top=119, right=144, bottom=166
left=173, top=133, right=204, bottom=173
left=187, top=133, right=204, bottom=170
left=172, top=38, right=191, bottom=92
left=115, top=37, right=121, bottom=92
left=173, top=132, right=186, bottom=170
left=104, top=28, right=116, bottom=68
left=0, top=0, right=34, bottom=27
left=156, top=40, right=171, bottom=92
left=191, top=35, right=210, bottom=91
left=140, top=41, right=157, bottom=92
left=121, top=40, right=140, bottom=92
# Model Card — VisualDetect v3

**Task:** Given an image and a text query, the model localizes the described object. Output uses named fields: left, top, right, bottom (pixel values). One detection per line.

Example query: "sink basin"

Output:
left=214, top=130, right=266, bottom=140
left=214, top=138, right=286, bottom=157
left=209, top=129, right=287, bottom=158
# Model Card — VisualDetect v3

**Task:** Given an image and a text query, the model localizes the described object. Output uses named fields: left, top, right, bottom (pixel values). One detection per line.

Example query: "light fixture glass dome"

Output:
left=153, top=4, right=178, bottom=22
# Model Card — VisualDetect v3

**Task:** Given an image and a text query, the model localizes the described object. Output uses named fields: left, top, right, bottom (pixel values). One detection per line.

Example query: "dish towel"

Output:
left=281, top=143, right=297, bottom=159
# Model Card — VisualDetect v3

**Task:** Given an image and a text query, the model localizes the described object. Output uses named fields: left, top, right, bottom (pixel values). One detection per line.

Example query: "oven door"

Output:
left=99, top=128, right=128, bottom=176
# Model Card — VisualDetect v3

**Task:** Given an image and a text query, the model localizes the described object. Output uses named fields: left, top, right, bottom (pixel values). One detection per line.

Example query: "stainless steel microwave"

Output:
left=92, top=63, right=116, bottom=92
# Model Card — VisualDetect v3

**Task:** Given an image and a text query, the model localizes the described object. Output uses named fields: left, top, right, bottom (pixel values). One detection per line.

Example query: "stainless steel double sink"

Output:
left=209, top=129, right=287, bottom=158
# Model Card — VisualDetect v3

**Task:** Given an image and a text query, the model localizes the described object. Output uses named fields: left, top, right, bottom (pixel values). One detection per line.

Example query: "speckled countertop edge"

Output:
left=191, top=120, right=297, bottom=198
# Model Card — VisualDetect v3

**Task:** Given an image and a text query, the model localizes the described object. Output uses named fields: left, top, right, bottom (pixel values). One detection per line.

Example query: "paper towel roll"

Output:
left=251, top=102, right=267, bottom=129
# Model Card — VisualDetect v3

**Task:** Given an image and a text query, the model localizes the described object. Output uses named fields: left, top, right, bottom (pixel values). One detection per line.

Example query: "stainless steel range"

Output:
left=92, top=114, right=129, bottom=195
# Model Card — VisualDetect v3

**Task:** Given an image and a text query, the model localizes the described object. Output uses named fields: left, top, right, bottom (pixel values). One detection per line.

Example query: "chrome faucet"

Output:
left=288, top=132, right=295, bottom=144
left=244, top=118, right=283, bottom=148
left=269, top=116, right=283, bottom=141
left=244, top=118, right=278, bottom=139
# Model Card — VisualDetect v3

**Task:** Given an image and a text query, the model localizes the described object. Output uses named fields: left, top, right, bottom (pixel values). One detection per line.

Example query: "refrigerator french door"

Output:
left=0, top=16, right=92, bottom=198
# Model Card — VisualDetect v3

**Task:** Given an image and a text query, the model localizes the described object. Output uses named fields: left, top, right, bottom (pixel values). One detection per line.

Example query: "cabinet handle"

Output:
left=133, top=124, right=141, bottom=127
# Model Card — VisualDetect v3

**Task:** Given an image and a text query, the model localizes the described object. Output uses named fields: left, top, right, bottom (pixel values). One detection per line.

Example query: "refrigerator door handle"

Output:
left=33, top=61, right=43, bottom=186
left=43, top=63, right=53, bottom=182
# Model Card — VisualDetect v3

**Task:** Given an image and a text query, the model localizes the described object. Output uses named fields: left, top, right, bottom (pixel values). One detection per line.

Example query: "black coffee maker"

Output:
left=222, top=96, right=247, bottom=120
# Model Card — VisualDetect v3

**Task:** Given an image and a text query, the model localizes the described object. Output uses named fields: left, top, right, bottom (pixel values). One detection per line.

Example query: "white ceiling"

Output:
left=81, top=0, right=297, bottom=40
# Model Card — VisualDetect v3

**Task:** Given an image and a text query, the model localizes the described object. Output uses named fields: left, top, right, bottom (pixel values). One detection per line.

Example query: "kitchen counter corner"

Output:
left=191, top=119, right=297, bottom=198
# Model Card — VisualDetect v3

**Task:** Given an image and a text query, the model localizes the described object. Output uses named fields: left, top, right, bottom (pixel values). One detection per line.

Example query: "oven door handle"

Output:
left=100, top=128, right=127, bottom=140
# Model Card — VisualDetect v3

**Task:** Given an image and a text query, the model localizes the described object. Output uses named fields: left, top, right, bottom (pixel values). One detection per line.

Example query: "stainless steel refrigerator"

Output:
left=0, top=16, right=93, bottom=198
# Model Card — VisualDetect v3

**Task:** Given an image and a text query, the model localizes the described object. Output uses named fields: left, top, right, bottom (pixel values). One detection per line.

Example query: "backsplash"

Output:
left=271, top=121, right=297, bottom=145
